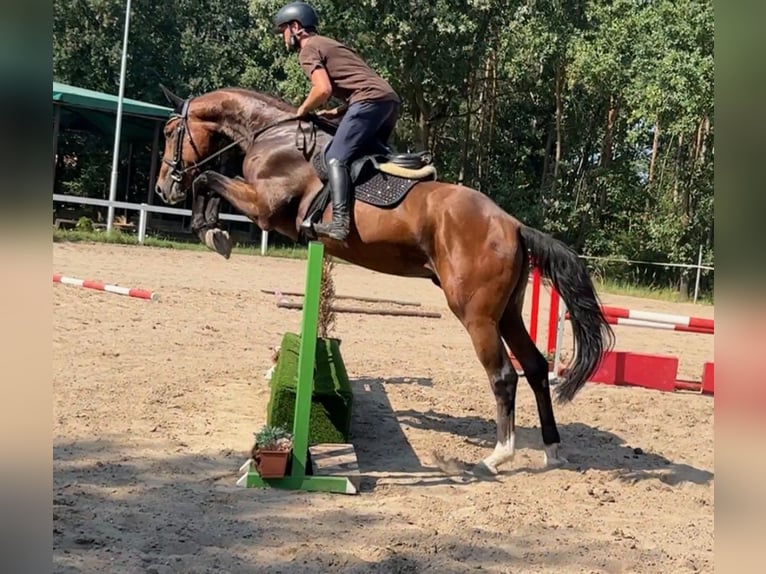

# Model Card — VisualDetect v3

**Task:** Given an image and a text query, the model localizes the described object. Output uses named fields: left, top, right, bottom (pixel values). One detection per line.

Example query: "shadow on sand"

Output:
left=53, top=438, right=626, bottom=573
left=350, top=377, right=714, bottom=488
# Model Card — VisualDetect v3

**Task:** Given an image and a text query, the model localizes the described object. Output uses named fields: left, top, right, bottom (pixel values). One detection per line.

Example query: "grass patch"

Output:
left=594, top=278, right=713, bottom=306
left=52, top=228, right=308, bottom=260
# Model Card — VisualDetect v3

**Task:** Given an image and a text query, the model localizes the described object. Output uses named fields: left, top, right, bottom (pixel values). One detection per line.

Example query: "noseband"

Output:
left=163, top=98, right=313, bottom=184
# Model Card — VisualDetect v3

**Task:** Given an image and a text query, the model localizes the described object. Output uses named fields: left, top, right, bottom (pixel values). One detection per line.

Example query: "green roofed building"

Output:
left=53, top=81, right=173, bottom=219
left=53, top=81, right=172, bottom=142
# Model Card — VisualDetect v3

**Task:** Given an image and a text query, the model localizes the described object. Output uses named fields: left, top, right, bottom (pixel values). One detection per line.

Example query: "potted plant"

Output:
left=251, top=424, right=293, bottom=478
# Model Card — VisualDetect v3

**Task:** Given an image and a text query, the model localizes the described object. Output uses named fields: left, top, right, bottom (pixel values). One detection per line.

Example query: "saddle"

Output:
left=300, top=138, right=438, bottom=241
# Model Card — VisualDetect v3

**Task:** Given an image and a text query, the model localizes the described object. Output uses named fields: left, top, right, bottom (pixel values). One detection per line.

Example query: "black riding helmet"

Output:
left=273, top=2, right=319, bottom=33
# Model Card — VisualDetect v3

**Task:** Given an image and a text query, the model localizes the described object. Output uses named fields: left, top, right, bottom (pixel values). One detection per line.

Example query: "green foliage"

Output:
left=253, top=424, right=292, bottom=451
left=53, top=0, right=714, bottom=299
left=75, top=216, right=94, bottom=232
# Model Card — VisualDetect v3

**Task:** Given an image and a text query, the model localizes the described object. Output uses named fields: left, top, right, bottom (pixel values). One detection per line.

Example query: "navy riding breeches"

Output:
left=325, top=99, right=399, bottom=164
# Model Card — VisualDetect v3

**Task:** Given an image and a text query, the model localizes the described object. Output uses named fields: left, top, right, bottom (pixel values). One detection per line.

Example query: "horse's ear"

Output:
left=159, top=83, right=185, bottom=110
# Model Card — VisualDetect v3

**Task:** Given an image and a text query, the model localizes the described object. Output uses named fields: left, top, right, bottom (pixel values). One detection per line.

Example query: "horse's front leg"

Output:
left=192, top=170, right=269, bottom=259
left=191, top=169, right=273, bottom=256
left=191, top=171, right=244, bottom=258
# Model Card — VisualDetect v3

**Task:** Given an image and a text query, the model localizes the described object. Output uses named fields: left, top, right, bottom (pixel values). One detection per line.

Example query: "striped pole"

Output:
left=599, top=305, right=713, bottom=331
left=529, top=266, right=541, bottom=343
left=547, top=288, right=560, bottom=355
left=601, top=315, right=713, bottom=335
left=53, top=273, right=157, bottom=301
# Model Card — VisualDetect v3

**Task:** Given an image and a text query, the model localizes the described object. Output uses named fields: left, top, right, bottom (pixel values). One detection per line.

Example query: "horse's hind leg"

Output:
left=443, top=282, right=519, bottom=475
left=466, top=312, right=520, bottom=475
left=500, top=301, right=567, bottom=467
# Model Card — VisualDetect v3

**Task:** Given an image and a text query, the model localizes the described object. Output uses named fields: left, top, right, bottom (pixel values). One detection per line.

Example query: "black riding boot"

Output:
left=315, top=158, right=351, bottom=241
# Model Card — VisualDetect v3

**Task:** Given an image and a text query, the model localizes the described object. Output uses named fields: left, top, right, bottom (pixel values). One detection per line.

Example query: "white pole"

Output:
left=138, top=204, right=147, bottom=244
left=552, top=299, right=567, bottom=383
left=693, top=244, right=703, bottom=303
left=53, top=104, right=61, bottom=174
left=260, top=230, right=269, bottom=255
left=106, top=0, right=132, bottom=232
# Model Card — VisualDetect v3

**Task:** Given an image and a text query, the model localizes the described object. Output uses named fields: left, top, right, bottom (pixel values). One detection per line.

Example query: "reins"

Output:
left=167, top=110, right=312, bottom=178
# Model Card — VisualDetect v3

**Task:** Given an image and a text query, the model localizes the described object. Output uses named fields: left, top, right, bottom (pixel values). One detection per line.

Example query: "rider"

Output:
left=273, top=1, right=401, bottom=241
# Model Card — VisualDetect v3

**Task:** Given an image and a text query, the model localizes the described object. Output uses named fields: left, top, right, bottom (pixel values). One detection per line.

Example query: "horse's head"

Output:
left=155, top=86, right=218, bottom=205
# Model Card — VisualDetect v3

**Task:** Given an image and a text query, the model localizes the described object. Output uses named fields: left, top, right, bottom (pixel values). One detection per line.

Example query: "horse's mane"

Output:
left=205, top=86, right=340, bottom=134
left=221, top=87, right=298, bottom=114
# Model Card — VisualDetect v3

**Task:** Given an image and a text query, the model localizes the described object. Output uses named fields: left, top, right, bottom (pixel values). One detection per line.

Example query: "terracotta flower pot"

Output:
left=253, top=449, right=290, bottom=478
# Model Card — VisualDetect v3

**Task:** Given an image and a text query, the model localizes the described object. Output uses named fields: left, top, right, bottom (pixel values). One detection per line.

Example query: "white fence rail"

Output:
left=53, top=193, right=712, bottom=300
left=52, top=194, right=269, bottom=255
left=579, top=250, right=713, bottom=303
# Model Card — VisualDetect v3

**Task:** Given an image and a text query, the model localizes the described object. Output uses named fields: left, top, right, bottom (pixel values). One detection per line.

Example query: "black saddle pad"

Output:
left=311, top=152, right=421, bottom=209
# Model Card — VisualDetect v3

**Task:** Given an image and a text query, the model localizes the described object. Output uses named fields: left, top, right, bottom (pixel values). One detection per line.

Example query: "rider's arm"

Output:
left=297, top=68, right=332, bottom=116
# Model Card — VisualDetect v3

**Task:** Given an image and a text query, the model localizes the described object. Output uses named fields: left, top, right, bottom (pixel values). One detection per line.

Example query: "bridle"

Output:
left=163, top=98, right=313, bottom=184
left=163, top=98, right=250, bottom=184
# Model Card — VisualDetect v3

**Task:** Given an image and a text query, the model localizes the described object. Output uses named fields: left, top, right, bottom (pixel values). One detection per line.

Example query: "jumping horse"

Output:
left=154, top=86, right=614, bottom=474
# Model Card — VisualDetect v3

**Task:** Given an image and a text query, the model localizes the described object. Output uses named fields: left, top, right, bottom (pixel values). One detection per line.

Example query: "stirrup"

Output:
left=314, top=217, right=349, bottom=241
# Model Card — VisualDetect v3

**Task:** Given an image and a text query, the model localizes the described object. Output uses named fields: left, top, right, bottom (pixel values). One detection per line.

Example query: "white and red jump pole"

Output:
left=53, top=273, right=157, bottom=301
left=597, top=305, right=713, bottom=333
left=525, top=268, right=714, bottom=395
left=556, top=297, right=714, bottom=336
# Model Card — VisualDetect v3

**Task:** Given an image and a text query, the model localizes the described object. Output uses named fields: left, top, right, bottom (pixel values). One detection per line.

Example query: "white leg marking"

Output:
left=543, top=443, right=568, bottom=467
left=480, top=433, right=516, bottom=475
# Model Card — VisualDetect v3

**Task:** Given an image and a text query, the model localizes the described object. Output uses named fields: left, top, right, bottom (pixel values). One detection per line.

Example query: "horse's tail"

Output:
left=519, top=226, right=615, bottom=403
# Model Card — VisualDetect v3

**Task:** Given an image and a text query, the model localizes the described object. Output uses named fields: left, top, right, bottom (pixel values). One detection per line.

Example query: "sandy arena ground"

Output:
left=53, top=242, right=714, bottom=573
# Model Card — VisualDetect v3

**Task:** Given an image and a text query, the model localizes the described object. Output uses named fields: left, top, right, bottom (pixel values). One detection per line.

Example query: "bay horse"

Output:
left=154, top=86, right=614, bottom=474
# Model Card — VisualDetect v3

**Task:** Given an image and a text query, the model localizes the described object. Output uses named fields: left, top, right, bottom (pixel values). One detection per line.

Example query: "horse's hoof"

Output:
left=204, top=229, right=232, bottom=259
left=543, top=444, right=568, bottom=468
left=473, top=460, right=499, bottom=476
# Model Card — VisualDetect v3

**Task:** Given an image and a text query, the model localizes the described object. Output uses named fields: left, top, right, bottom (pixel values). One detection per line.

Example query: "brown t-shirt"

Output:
left=299, top=35, right=399, bottom=105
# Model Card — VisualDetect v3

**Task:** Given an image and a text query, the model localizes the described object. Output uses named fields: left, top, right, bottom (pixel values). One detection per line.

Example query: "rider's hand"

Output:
left=315, top=108, right=335, bottom=118
left=317, top=106, right=346, bottom=119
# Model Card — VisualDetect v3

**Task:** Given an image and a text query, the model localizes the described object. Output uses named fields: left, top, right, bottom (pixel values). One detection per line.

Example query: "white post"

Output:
left=693, top=244, right=703, bottom=303
left=552, top=299, right=567, bottom=383
left=260, top=230, right=269, bottom=255
left=138, top=204, right=147, bottom=244
left=106, top=0, right=132, bottom=232
left=53, top=104, right=61, bottom=174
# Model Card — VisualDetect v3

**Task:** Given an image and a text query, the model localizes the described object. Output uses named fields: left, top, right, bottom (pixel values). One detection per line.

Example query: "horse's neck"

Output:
left=201, top=92, right=294, bottom=145
left=198, top=92, right=325, bottom=236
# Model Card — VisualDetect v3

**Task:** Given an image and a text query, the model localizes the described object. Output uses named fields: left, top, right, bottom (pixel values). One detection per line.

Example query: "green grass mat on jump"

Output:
left=267, top=331, right=353, bottom=444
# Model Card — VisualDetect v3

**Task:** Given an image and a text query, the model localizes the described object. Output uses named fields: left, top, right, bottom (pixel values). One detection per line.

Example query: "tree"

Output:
left=52, top=0, right=714, bottom=298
